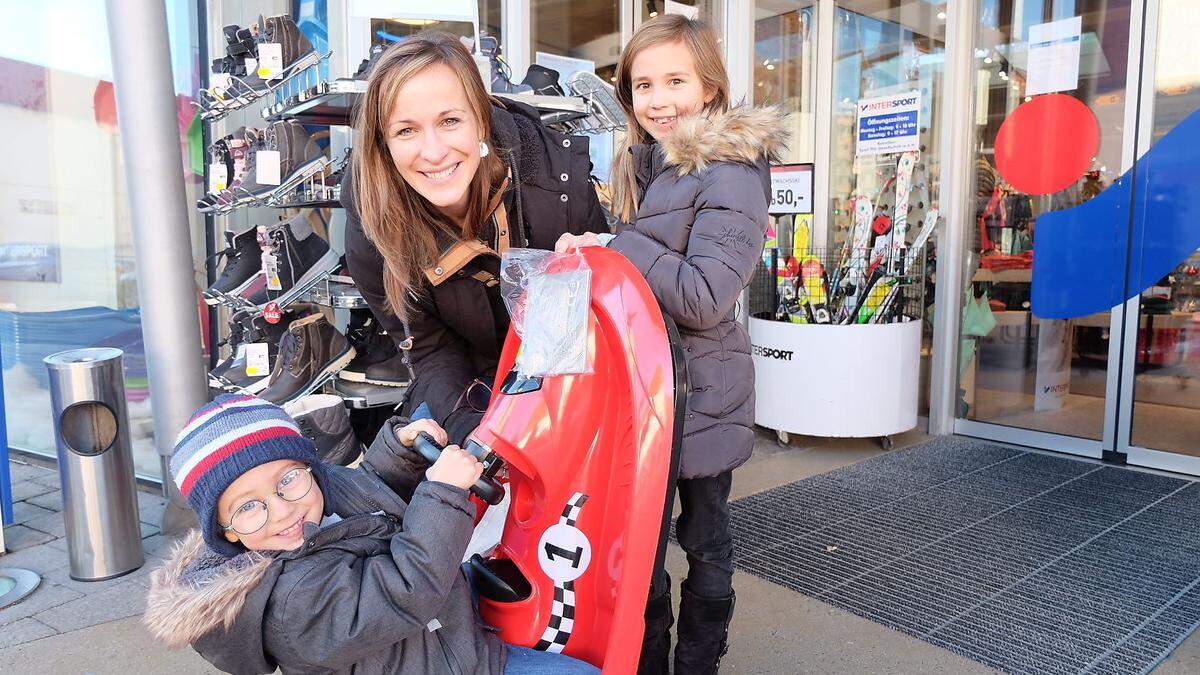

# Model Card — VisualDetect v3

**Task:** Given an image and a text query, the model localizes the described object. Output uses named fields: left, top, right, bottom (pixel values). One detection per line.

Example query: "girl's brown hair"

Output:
left=610, top=15, right=730, bottom=222
left=352, top=31, right=507, bottom=319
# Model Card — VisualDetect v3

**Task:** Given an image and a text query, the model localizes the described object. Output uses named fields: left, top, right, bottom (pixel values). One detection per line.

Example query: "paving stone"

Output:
left=21, top=511, right=65, bottom=538
left=136, top=490, right=168, bottom=527
left=8, top=501, right=55, bottom=527
left=6, top=462, right=54, bottom=483
left=24, top=490, right=63, bottom=512
left=0, top=540, right=69, bottom=575
left=0, top=582, right=83, bottom=627
left=2, top=525, right=56, bottom=551
left=33, top=580, right=148, bottom=633
left=0, top=617, right=58, bottom=650
left=8, top=480, right=57, bottom=502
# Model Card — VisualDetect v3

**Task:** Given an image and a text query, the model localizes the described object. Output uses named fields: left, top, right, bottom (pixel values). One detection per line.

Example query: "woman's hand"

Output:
left=425, top=446, right=485, bottom=490
left=554, top=232, right=603, bottom=253
left=396, top=419, right=449, bottom=448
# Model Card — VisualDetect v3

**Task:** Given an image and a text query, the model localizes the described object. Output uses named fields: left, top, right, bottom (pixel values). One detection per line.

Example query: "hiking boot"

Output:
left=674, top=583, right=735, bottom=674
left=347, top=351, right=410, bottom=387
left=205, top=228, right=263, bottom=304
left=258, top=14, right=315, bottom=73
left=259, top=312, right=355, bottom=405
left=520, top=64, right=565, bottom=96
left=352, top=43, right=388, bottom=80
left=234, top=120, right=323, bottom=200
left=339, top=317, right=400, bottom=382
left=262, top=212, right=331, bottom=299
left=284, top=394, right=363, bottom=466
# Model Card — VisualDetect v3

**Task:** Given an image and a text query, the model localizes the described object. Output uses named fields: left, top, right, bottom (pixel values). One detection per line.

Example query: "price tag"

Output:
left=244, top=57, right=258, bottom=75
left=246, top=343, right=270, bottom=377
left=210, top=72, right=231, bottom=94
left=257, top=43, right=283, bottom=80
left=262, top=251, right=282, bottom=290
left=256, top=150, right=281, bottom=185
left=768, top=164, right=814, bottom=215
left=208, top=163, right=228, bottom=193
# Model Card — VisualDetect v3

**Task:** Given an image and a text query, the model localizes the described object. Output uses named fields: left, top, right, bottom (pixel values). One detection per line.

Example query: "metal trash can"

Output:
left=44, top=347, right=144, bottom=581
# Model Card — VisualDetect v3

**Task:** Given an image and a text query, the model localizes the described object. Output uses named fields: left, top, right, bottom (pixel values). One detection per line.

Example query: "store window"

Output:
left=0, top=1, right=203, bottom=479
left=639, top=1, right=723, bottom=29
left=754, top=1, right=818, bottom=164
left=531, top=0, right=621, bottom=81
left=956, top=1, right=1132, bottom=439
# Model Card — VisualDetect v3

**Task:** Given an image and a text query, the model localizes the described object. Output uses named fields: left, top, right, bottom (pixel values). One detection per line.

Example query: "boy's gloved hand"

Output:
left=426, top=446, right=485, bottom=490
left=396, top=419, right=448, bottom=450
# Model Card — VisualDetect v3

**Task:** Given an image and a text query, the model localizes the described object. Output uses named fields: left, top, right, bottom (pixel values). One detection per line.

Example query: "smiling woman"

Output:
left=342, top=31, right=607, bottom=444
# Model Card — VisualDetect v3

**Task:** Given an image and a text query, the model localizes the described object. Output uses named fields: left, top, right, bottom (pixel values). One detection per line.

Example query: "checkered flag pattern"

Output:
left=533, top=492, right=588, bottom=653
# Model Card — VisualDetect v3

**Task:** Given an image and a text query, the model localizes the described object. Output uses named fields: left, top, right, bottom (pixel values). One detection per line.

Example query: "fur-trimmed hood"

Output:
left=656, top=105, right=790, bottom=176
left=143, top=531, right=275, bottom=650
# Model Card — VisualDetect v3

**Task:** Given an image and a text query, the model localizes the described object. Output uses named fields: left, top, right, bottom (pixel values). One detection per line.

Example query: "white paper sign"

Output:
left=855, top=91, right=921, bottom=156
left=256, top=150, right=282, bottom=186
left=208, top=163, right=228, bottom=194
left=257, top=42, right=284, bottom=80
left=665, top=1, right=700, bottom=19
left=1026, top=16, right=1082, bottom=96
left=246, top=343, right=271, bottom=377
left=768, top=164, right=814, bottom=215
left=534, top=51, right=595, bottom=89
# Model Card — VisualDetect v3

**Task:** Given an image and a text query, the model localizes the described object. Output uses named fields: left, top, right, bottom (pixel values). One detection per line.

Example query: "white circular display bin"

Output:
left=749, top=317, right=921, bottom=444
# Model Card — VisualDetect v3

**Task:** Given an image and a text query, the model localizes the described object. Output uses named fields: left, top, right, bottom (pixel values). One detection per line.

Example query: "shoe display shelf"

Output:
left=303, top=275, right=369, bottom=310
left=198, top=50, right=330, bottom=123
left=263, top=78, right=368, bottom=125
left=200, top=154, right=334, bottom=216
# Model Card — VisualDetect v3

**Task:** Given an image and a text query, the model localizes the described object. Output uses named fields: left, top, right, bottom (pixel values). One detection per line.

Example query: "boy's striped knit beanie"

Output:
left=170, top=393, right=320, bottom=558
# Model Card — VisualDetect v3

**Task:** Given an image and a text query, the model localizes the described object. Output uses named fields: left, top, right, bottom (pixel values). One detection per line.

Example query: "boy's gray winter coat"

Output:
left=610, top=106, right=787, bottom=479
left=143, top=422, right=506, bottom=674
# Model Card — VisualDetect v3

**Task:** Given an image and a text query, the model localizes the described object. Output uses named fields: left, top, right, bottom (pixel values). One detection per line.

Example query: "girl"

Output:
left=556, top=15, right=786, bottom=674
left=344, top=32, right=606, bottom=445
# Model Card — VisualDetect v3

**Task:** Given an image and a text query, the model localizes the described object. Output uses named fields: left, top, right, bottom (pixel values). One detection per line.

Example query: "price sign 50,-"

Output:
left=769, top=164, right=814, bottom=215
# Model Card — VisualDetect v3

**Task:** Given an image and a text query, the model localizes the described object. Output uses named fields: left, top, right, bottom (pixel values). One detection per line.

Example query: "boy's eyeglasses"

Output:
left=221, top=466, right=314, bottom=536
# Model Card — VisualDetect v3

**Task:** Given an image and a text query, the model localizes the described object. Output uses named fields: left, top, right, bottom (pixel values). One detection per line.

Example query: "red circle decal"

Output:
left=994, top=94, right=1100, bottom=195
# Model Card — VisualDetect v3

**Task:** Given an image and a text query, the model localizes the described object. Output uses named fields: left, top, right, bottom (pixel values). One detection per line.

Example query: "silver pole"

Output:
left=104, top=0, right=206, bottom=533
left=927, top=0, right=978, bottom=435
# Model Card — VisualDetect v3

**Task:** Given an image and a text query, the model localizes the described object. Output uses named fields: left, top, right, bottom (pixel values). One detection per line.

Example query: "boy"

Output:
left=144, top=394, right=596, bottom=674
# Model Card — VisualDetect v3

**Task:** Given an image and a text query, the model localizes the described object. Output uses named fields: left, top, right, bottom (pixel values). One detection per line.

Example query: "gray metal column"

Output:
left=927, top=0, right=978, bottom=435
left=104, top=0, right=207, bottom=533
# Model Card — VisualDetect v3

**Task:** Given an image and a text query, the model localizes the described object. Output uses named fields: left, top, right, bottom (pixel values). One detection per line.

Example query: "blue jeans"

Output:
left=503, top=645, right=600, bottom=674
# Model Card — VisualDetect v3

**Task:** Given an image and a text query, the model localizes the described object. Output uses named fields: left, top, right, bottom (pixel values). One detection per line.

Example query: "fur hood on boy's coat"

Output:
left=142, top=418, right=507, bottom=675
left=610, top=105, right=788, bottom=480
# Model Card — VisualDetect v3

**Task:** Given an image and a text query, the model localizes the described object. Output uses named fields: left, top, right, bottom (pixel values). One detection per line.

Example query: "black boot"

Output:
left=638, top=586, right=674, bottom=675
left=674, top=582, right=735, bottom=674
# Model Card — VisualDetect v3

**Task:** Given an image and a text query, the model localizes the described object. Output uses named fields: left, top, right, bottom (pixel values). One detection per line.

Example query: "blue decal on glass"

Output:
left=1032, top=107, right=1200, bottom=318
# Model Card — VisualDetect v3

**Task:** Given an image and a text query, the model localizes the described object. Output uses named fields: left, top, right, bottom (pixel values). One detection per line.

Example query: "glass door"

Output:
left=1118, top=0, right=1200, bottom=473
left=953, top=0, right=1137, bottom=457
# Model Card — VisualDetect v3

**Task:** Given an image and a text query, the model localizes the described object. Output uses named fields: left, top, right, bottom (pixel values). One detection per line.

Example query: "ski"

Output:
left=834, top=196, right=875, bottom=322
left=888, top=151, right=919, bottom=274
left=801, top=258, right=831, bottom=324
left=902, top=208, right=939, bottom=275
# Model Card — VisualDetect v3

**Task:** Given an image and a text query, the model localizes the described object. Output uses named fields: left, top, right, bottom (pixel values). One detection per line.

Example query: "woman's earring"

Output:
left=478, top=140, right=490, bottom=158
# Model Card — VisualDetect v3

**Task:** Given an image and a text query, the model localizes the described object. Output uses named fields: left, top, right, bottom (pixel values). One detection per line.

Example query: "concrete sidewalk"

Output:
left=3, top=433, right=1200, bottom=673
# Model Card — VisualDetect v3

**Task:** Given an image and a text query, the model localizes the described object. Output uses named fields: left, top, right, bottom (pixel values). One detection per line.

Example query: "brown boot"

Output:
left=260, top=312, right=354, bottom=405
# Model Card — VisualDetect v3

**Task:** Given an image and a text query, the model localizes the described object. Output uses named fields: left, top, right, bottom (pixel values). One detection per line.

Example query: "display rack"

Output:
left=263, top=78, right=368, bottom=124
left=197, top=50, right=329, bottom=123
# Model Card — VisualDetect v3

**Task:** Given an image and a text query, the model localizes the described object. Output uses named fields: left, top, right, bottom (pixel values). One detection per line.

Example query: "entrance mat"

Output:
left=726, top=437, right=1200, bottom=674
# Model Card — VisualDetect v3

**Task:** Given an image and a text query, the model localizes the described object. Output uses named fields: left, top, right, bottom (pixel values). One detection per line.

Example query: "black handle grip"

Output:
left=413, top=432, right=505, bottom=506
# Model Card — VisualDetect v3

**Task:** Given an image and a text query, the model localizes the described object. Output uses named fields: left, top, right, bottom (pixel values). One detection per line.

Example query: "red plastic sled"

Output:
left=415, top=248, right=684, bottom=672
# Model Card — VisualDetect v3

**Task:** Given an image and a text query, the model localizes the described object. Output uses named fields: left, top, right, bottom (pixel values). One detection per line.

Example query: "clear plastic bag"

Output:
left=500, top=248, right=592, bottom=378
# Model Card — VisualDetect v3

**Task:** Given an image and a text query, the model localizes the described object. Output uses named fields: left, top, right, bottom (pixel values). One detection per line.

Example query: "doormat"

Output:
left=722, top=437, right=1200, bottom=674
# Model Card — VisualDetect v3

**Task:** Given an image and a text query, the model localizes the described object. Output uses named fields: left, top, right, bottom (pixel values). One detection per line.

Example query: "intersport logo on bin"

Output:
left=752, top=344, right=794, bottom=361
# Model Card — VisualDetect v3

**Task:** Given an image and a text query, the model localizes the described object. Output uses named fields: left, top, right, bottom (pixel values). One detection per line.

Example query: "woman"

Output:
left=343, top=32, right=606, bottom=443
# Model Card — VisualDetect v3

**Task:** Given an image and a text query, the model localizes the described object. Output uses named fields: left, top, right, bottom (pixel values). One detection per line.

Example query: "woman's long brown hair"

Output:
left=610, top=15, right=730, bottom=222
left=352, top=31, right=507, bottom=320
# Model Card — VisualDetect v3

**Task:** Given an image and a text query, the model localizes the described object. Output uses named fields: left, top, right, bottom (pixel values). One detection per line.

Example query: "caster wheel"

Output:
left=878, top=436, right=894, bottom=451
left=776, top=430, right=790, bottom=446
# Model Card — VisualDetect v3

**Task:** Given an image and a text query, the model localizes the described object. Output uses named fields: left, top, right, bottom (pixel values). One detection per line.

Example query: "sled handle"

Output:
left=414, top=432, right=505, bottom=505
